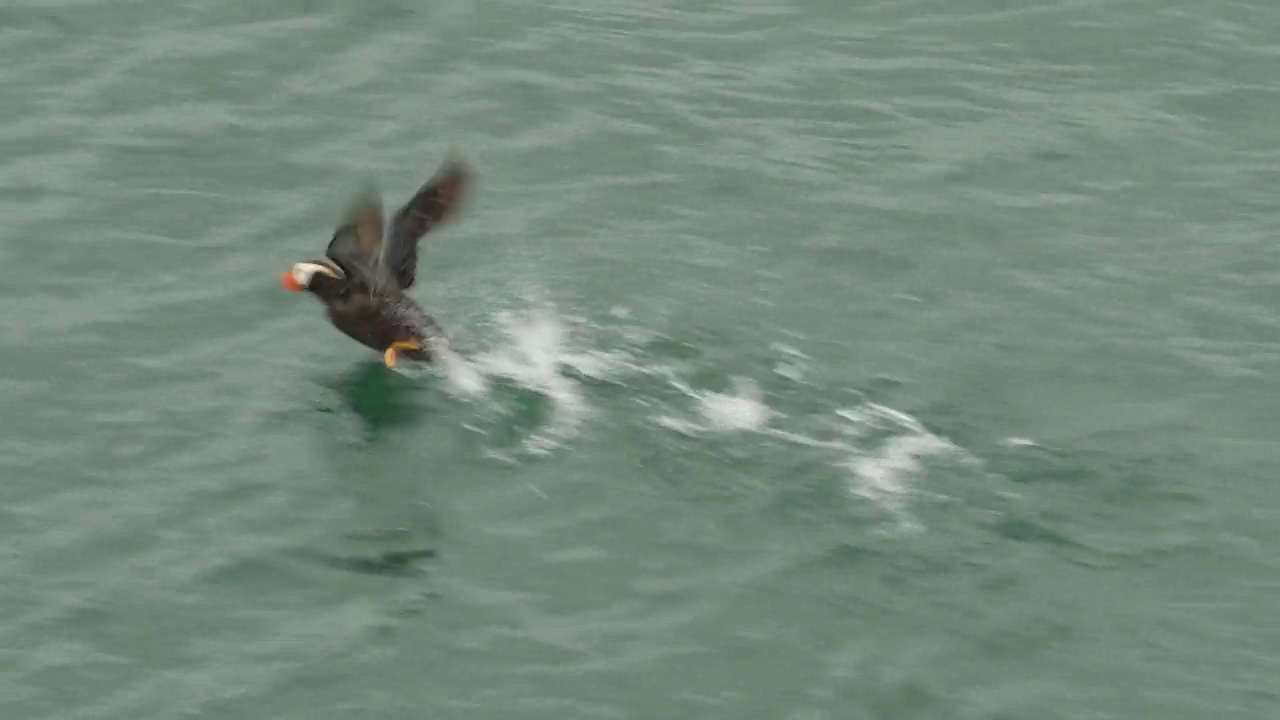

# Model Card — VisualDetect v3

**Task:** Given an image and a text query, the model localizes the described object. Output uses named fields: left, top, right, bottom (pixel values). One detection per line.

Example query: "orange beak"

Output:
left=280, top=271, right=304, bottom=292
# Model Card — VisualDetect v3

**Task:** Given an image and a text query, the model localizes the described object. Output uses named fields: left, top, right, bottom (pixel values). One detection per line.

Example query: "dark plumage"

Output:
left=281, top=153, right=469, bottom=368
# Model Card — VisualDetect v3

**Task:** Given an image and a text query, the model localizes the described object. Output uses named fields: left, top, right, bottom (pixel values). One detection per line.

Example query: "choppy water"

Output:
left=3, top=1, right=1279, bottom=718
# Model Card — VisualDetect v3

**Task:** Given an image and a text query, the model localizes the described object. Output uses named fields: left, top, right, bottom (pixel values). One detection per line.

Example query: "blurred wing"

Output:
left=325, top=185, right=397, bottom=295
left=325, top=185, right=385, bottom=270
left=382, top=152, right=470, bottom=289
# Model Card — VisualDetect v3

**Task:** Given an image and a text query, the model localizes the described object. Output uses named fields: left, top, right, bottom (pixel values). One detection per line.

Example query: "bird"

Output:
left=279, top=152, right=469, bottom=369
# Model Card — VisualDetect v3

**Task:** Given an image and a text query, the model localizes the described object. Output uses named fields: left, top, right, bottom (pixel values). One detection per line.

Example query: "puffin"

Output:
left=280, top=153, right=469, bottom=368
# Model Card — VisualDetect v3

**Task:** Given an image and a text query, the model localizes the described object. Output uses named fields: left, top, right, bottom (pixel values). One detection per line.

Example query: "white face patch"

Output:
left=291, top=261, right=342, bottom=288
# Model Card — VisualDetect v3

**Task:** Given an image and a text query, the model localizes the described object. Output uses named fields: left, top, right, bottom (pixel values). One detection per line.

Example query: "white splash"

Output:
left=843, top=432, right=954, bottom=509
left=443, top=307, right=593, bottom=454
left=656, top=376, right=773, bottom=434
left=435, top=342, right=488, bottom=397
left=430, top=308, right=962, bottom=528
left=760, top=398, right=961, bottom=526
left=835, top=402, right=957, bottom=516
left=696, top=377, right=771, bottom=432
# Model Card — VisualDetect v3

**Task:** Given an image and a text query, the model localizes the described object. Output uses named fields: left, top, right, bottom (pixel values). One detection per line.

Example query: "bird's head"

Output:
left=280, top=260, right=348, bottom=299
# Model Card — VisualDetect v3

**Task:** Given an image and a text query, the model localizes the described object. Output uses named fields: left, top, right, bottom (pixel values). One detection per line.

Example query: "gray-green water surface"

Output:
left=2, top=1, right=1279, bottom=718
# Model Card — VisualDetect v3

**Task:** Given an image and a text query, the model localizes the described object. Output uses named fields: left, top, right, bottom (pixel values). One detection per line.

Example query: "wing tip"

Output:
left=341, top=182, right=384, bottom=223
left=421, top=147, right=470, bottom=222
left=438, top=147, right=471, bottom=187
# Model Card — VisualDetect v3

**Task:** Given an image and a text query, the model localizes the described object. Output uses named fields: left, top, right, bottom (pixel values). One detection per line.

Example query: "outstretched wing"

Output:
left=381, top=153, right=470, bottom=290
left=324, top=185, right=398, bottom=295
